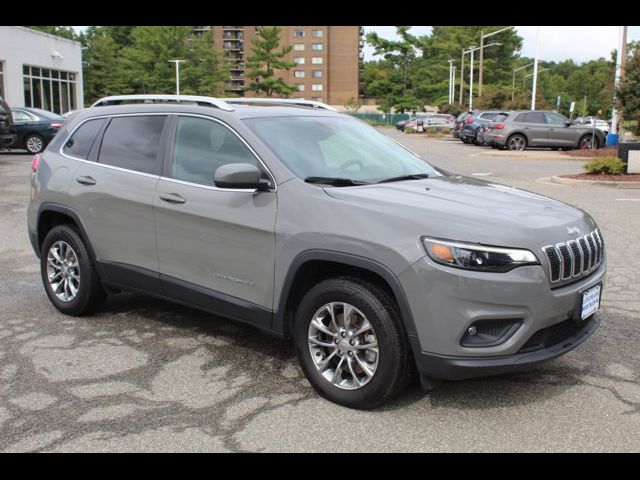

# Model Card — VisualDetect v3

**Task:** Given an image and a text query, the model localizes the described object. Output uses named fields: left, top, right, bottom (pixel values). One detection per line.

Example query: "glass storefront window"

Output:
left=23, top=64, right=77, bottom=114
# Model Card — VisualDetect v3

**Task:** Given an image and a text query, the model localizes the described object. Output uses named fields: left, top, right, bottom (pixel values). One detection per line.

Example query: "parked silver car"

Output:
left=486, top=110, right=607, bottom=151
left=27, top=95, right=605, bottom=409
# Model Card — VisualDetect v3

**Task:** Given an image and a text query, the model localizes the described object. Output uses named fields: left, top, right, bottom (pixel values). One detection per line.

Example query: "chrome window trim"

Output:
left=59, top=112, right=277, bottom=190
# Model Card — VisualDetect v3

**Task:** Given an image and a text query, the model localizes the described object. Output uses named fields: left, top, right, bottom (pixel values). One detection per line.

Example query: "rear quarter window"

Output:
left=62, top=118, right=106, bottom=160
left=97, top=116, right=167, bottom=175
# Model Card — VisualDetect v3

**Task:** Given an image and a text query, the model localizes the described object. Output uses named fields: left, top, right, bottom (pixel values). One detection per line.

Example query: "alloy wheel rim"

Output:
left=46, top=241, right=80, bottom=302
left=27, top=136, right=43, bottom=153
left=307, top=302, right=379, bottom=390
left=509, top=136, right=525, bottom=151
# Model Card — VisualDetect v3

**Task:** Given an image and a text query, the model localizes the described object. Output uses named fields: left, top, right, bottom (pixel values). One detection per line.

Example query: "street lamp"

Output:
left=531, top=26, right=541, bottom=110
left=448, top=59, right=455, bottom=104
left=464, top=43, right=502, bottom=110
left=168, top=59, right=187, bottom=97
left=512, top=62, right=535, bottom=103
left=479, top=26, right=514, bottom=97
left=524, top=68, right=548, bottom=98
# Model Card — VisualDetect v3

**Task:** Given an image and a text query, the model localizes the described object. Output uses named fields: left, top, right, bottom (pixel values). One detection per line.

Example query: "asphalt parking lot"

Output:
left=1, top=133, right=639, bottom=452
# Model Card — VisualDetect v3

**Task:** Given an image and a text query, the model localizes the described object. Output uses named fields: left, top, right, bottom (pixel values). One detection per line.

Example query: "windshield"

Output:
left=243, top=116, right=441, bottom=184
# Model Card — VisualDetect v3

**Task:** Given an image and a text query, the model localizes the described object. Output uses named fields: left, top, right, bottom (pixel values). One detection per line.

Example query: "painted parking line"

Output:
left=536, top=177, right=568, bottom=187
left=471, top=173, right=494, bottom=176
left=615, top=198, right=640, bottom=202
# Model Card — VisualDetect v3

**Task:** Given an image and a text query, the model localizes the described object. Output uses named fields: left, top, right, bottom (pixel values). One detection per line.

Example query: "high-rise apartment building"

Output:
left=205, top=26, right=363, bottom=105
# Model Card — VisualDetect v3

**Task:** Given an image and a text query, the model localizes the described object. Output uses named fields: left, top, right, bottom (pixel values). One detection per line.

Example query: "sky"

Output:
left=71, top=26, right=640, bottom=64
left=363, top=26, right=640, bottom=63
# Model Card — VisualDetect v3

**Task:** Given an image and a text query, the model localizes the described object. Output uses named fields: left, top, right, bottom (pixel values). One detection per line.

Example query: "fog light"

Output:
left=467, top=326, right=477, bottom=336
left=460, top=319, right=522, bottom=347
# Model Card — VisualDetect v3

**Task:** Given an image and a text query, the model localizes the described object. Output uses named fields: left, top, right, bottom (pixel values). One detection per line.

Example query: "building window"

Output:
left=311, top=44, right=324, bottom=51
left=312, top=70, right=323, bottom=78
left=294, top=30, right=305, bottom=37
left=22, top=64, right=76, bottom=114
left=312, top=29, right=323, bottom=38
left=312, top=57, right=323, bottom=65
left=312, top=84, right=323, bottom=91
left=294, top=57, right=305, bottom=65
left=295, top=84, right=305, bottom=91
left=293, top=43, right=305, bottom=51
left=294, top=71, right=305, bottom=78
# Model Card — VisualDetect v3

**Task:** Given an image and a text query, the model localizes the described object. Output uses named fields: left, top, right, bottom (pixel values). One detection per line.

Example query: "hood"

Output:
left=323, top=175, right=597, bottom=251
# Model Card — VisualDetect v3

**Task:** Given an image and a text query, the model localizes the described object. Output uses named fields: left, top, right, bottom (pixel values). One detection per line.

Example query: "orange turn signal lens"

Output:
left=427, top=243, right=455, bottom=263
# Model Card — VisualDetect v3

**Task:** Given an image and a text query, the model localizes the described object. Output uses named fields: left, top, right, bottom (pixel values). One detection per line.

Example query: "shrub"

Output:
left=583, top=157, right=627, bottom=175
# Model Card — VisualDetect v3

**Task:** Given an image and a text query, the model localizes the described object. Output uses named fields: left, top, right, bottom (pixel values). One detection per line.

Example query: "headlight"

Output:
left=422, top=237, right=539, bottom=272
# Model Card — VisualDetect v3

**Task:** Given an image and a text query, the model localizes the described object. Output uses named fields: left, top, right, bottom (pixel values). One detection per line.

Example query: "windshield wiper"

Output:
left=304, top=177, right=370, bottom=187
left=377, top=173, right=430, bottom=184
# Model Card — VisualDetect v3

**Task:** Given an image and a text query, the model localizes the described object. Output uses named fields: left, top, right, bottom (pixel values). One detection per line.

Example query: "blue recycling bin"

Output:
left=606, top=133, right=619, bottom=147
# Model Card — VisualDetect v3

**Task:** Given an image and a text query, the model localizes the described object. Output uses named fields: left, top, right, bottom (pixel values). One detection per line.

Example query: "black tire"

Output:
left=293, top=276, right=412, bottom=410
left=40, top=224, right=106, bottom=316
left=24, top=133, right=45, bottom=154
left=578, top=134, right=599, bottom=149
left=506, top=133, right=527, bottom=151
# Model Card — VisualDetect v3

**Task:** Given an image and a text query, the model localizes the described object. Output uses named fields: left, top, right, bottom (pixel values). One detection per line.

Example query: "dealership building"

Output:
left=0, top=26, right=83, bottom=114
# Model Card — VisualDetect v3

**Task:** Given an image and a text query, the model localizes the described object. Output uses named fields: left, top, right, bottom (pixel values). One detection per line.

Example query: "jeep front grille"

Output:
left=542, top=229, right=604, bottom=283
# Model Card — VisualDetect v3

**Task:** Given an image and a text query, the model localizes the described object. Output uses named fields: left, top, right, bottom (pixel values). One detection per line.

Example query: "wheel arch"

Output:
left=36, top=204, right=98, bottom=264
left=274, top=250, right=418, bottom=341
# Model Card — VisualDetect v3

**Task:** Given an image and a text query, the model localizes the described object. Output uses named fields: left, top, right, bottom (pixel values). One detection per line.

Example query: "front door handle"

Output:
left=159, top=193, right=186, bottom=204
left=76, top=175, right=96, bottom=186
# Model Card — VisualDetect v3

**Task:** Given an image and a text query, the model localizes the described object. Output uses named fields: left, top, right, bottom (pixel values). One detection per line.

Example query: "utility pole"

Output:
left=459, top=48, right=465, bottom=106
left=168, top=59, right=187, bottom=97
left=531, top=26, right=540, bottom=110
left=610, top=25, right=627, bottom=143
left=479, top=26, right=514, bottom=98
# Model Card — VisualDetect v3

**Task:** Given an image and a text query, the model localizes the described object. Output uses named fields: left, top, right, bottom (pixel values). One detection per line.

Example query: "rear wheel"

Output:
left=507, top=134, right=527, bottom=151
left=293, top=277, right=411, bottom=409
left=40, top=224, right=106, bottom=316
left=25, top=134, right=45, bottom=154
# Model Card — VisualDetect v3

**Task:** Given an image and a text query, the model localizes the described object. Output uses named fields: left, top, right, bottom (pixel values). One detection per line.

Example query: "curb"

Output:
left=550, top=175, right=640, bottom=189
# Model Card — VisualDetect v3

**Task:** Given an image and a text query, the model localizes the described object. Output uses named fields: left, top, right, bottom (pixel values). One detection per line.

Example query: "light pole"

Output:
left=525, top=68, right=548, bottom=96
left=459, top=48, right=465, bottom=106
left=448, top=59, right=454, bottom=104
left=512, top=62, right=535, bottom=103
left=168, top=59, right=187, bottom=97
left=610, top=25, right=627, bottom=144
left=464, top=42, right=502, bottom=110
left=479, top=26, right=514, bottom=98
left=452, top=65, right=456, bottom=103
left=531, top=26, right=541, bottom=110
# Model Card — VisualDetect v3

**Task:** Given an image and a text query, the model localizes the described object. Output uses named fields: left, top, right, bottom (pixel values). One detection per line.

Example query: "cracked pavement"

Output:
left=1, top=133, right=639, bottom=452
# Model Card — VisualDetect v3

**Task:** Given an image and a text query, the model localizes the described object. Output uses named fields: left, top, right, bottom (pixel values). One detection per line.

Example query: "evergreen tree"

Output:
left=27, top=26, right=78, bottom=41
left=245, top=26, right=296, bottom=97
left=618, top=41, right=640, bottom=135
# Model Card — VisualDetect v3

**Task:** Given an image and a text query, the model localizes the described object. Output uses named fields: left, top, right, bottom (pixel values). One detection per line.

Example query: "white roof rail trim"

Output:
left=222, top=97, right=337, bottom=111
left=90, top=95, right=234, bottom=112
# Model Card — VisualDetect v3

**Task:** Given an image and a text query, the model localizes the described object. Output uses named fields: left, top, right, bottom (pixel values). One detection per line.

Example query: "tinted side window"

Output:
left=514, top=113, right=528, bottom=122
left=544, top=112, right=568, bottom=125
left=171, top=116, right=257, bottom=186
left=98, top=116, right=167, bottom=174
left=525, top=112, right=546, bottom=124
left=63, top=118, right=106, bottom=160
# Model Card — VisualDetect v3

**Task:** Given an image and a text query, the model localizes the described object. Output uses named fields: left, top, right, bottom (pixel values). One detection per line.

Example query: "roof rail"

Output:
left=222, top=97, right=337, bottom=111
left=90, top=95, right=235, bottom=111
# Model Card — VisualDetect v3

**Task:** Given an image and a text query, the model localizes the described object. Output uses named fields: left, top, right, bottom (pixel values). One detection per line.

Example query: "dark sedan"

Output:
left=0, top=96, right=17, bottom=148
left=10, top=107, right=64, bottom=153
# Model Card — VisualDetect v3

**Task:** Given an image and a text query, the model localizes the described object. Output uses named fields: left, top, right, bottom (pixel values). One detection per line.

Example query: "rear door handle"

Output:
left=76, top=175, right=96, bottom=186
left=159, top=193, right=186, bottom=204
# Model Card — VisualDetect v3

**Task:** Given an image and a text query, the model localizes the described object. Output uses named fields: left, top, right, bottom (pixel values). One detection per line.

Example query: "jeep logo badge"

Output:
left=567, top=226, right=581, bottom=236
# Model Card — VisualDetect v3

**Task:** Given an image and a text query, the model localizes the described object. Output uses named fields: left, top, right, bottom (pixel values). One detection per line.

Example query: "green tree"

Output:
left=118, top=26, right=229, bottom=97
left=618, top=41, right=640, bottom=135
left=82, top=28, right=128, bottom=104
left=245, top=26, right=296, bottom=97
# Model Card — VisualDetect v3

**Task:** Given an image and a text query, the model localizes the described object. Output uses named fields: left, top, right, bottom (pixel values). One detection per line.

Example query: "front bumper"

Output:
left=411, top=314, right=599, bottom=380
left=399, top=254, right=606, bottom=380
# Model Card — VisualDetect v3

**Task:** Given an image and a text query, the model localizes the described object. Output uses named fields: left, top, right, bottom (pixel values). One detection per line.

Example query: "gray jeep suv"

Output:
left=27, top=95, right=606, bottom=409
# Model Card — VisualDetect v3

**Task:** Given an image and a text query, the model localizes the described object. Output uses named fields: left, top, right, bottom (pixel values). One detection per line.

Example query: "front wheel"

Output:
left=293, top=277, right=411, bottom=409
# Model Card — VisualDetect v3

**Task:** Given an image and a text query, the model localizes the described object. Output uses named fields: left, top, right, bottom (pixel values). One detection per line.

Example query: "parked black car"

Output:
left=10, top=107, right=64, bottom=153
left=0, top=96, right=17, bottom=149
left=452, top=111, right=476, bottom=139
left=462, top=110, right=509, bottom=145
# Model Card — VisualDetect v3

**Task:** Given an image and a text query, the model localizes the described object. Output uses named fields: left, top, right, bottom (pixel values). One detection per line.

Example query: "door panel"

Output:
left=544, top=112, right=575, bottom=146
left=155, top=115, right=277, bottom=312
left=520, top=112, right=548, bottom=146
left=154, top=180, right=277, bottom=309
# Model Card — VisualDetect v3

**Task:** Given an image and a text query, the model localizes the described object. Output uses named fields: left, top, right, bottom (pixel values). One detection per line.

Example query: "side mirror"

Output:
left=214, top=163, right=270, bottom=190
left=565, top=121, right=573, bottom=127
